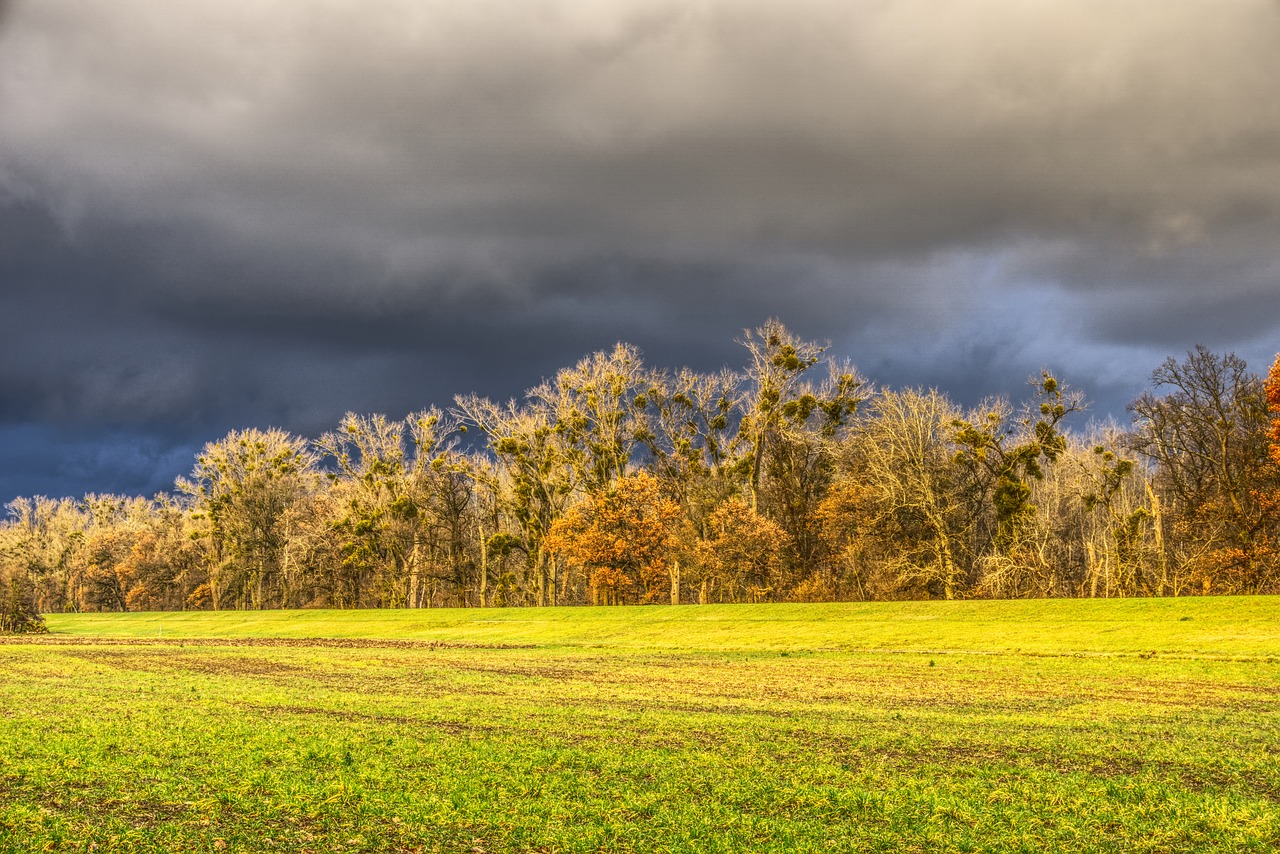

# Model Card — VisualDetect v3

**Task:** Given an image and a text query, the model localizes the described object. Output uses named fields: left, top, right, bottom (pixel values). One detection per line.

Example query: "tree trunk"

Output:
left=1087, top=540, right=1099, bottom=598
left=407, top=535, right=422, bottom=608
left=256, top=555, right=267, bottom=610
left=1146, top=483, right=1168, bottom=595
left=478, top=521, right=488, bottom=608
left=935, top=522, right=957, bottom=600
left=749, top=428, right=766, bottom=514
left=536, top=547, right=547, bottom=607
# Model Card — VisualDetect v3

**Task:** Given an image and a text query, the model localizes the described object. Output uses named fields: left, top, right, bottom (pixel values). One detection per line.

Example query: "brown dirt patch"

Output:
left=0, top=636, right=533, bottom=650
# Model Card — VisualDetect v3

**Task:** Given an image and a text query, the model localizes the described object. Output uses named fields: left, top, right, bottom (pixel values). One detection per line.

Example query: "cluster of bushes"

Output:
left=0, top=572, right=46, bottom=633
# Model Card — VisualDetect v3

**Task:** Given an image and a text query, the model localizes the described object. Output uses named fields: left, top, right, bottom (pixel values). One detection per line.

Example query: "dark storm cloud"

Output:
left=1, top=0, right=1279, bottom=499
left=0, top=425, right=198, bottom=500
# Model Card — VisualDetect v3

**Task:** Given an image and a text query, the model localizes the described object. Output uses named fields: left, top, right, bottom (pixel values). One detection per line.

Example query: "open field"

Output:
left=3, top=599, right=1280, bottom=852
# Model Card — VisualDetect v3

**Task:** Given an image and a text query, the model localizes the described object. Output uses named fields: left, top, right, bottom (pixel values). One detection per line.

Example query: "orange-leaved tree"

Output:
left=1267, top=354, right=1280, bottom=469
left=1255, top=354, right=1280, bottom=586
left=694, top=499, right=791, bottom=604
left=547, top=472, right=683, bottom=605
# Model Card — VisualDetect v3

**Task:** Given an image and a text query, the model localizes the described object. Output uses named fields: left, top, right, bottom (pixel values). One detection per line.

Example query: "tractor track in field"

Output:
left=0, top=635, right=535, bottom=650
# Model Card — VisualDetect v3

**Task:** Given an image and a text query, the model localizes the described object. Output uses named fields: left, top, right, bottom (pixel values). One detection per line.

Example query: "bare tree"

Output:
left=1129, top=346, right=1277, bottom=593
left=855, top=388, right=969, bottom=599
left=178, top=428, right=319, bottom=609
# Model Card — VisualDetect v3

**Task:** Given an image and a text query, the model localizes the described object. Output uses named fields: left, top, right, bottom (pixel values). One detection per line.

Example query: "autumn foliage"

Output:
left=1267, top=354, right=1280, bottom=470
left=3, top=328, right=1280, bottom=610
left=547, top=473, right=683, bottom=605
left=693, top=499, right=790, bottom=604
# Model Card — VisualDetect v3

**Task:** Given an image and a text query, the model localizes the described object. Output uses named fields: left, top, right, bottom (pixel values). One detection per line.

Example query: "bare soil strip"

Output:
left=0, top=635, right=533, bottom=649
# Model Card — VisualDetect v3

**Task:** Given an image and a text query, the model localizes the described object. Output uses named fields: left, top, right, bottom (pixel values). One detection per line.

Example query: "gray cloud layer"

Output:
left=2, top=0, right=1279, bottom=498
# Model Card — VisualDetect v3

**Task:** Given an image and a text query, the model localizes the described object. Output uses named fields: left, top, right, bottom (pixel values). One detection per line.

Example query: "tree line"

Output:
left=3, top=319, right=1279, bottom=621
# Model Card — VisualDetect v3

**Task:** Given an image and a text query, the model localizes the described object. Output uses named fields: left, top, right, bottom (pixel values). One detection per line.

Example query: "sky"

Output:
left=2, top=0, right=1279, bottom=501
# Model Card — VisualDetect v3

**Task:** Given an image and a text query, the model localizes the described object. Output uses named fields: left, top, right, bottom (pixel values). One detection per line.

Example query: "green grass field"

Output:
left=3, top=598, right=1279, bottom=852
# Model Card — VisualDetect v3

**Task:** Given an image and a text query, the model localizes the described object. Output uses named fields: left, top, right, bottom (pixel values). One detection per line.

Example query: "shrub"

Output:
left=0, top=573, right=47, bottom=634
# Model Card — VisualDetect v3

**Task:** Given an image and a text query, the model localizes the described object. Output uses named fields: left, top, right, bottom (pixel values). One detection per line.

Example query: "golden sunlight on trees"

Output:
left=853, top=388, right=968, bottom=599
left=547, top=472, right=682, bottom=605
left=4, top=330, right=1280, bottom=616
left=315, top=409, right=473, bottom=608
left=1267, top=354, right=1280, bottom=470
left=1129, top=347, right=1277, bottom=594
left=453, top=393, right=575, bottom=607
left=693, top=499, right=790, bottom=604
left=177, top=428, right=319, bottom=610
left=952, top=373, right=1085, bottom=597
left=737, top=318, right=826, bottom=514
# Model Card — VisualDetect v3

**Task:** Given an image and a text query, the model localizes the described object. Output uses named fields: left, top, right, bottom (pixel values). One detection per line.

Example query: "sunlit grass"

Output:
left=41, top=596, right=1280, bottom=657
left=3, top=599, right=1280, bottom=852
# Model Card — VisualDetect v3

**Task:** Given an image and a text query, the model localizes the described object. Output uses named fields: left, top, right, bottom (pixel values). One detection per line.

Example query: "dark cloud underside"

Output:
left=1, top=0, right=1278, bottom=498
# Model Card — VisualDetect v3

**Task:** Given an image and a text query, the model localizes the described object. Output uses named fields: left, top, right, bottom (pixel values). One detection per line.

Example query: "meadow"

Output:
left=2, top=598, right=1279, bottom=852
